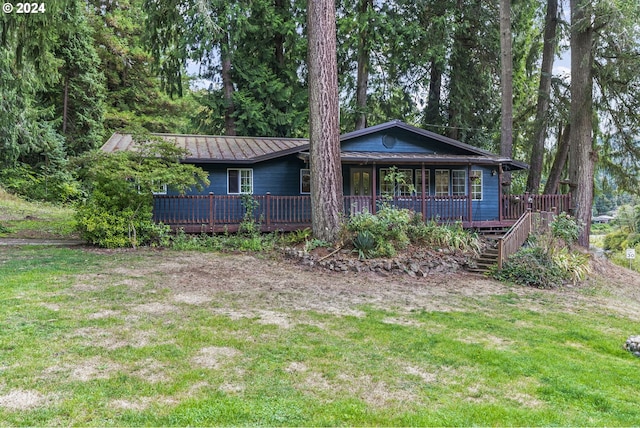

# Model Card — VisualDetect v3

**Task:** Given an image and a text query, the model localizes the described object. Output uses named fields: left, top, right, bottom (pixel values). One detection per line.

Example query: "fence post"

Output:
left=265, top=192, right=271, bottom=228
left=209, top=192, right=215, bottom=232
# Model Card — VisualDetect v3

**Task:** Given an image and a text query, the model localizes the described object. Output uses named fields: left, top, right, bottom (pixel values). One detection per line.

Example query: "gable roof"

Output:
left=101, top=132, right=309, bottom=164
left=101, top=120, right=527, bottom=170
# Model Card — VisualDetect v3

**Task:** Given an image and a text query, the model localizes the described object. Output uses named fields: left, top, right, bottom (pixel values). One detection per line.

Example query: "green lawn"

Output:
left=1, top=245, right=640, bottom=426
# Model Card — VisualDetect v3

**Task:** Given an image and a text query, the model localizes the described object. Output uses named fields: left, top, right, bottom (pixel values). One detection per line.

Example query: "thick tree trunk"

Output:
left=543, top=123, right=570, bottom=195
left=526, top=0, right=558, bottom=194
left=354, top=0, right=372, bottom=130
left=569, top=0, right=595, bottom=247
left=500, top=0, right=513, bottom=190
left=307, top=0, right=343, bottom=243
left=221, top=32, right=236, bottom=136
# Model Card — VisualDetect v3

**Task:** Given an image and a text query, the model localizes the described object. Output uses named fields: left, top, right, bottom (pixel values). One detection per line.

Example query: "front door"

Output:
left=351, top=168, right=372, bottom=196
left=350, top=168, right=372, bottom=214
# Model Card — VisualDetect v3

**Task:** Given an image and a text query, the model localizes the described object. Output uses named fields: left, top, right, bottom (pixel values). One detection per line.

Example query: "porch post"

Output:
left=421, top=163, right=426, bottom=220
left=371, top=163, right=377, bottom=214
left=209, top=192, right=215, bottom=232
left=498, top=165, right=504, bottom=222
left=467, top=164, right=472, bottom=224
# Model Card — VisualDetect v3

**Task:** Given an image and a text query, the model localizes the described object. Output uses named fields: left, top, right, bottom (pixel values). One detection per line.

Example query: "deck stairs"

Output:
left=468, top=234, right=502, bottom=274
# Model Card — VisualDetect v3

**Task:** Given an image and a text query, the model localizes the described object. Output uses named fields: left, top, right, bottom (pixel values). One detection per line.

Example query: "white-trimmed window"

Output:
left=300, top=169, right=311, bottom=194
left=435, top=170, right=449, bottom=197
left=415, top=169, right=430, bottom=195
left=380, top=168, right=413, bottom=196
left=470, top=170, right=483, bottom=200
left=452, top=170, right=466, bottom=196
left=227, top=168, right=253, bottom=194
left=151, top=183, right=168, bottom=195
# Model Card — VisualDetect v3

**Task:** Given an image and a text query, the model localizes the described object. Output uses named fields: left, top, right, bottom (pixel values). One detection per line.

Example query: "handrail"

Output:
left=498, top=209, right=532, bottom=269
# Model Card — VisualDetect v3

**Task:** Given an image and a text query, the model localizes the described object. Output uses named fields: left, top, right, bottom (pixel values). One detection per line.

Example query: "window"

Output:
left=452, top=170, right=466, bottom=196
left=435, top=170, right=449, bottom=197
left=380, top=168, right=413, bottom=196
left=227, top=168, right=253, bottom=194
left=470, top=170, right=483, bottom=200
left=151, top=183, right=168, bottom=195
left=415, top=169, right=430, bottom=195
left=300, top=169, right=311, bottom=194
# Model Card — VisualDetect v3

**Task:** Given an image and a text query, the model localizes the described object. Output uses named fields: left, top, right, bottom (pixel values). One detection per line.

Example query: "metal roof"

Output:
left=101, top=133, right=309, bottom=164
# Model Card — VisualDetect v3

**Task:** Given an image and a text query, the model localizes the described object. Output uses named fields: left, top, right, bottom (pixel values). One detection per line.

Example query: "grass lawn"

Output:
left=0, top=189, right=76, bottom=239
left=2, top=244, right=640, bottom=426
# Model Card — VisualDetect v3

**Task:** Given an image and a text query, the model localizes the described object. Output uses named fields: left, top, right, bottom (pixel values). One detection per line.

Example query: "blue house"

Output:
left=102, top=120, right=570, bottom=232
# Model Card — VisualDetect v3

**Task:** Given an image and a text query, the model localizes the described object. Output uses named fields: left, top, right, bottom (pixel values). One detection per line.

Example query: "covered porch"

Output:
left=153, top=192, right=572, bottom=233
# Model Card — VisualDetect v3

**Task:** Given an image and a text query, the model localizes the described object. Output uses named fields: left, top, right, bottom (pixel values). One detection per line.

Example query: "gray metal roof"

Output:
left=101, top=132, right=309, bottom=164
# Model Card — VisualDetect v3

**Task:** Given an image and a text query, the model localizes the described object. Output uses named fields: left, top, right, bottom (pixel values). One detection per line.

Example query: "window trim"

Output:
left=435, top=169, right=450, bottom=197
left=227, top=168, right=254, bottom=194
left=300, top=168, right=311, bottom=194
left=380, top=168, right=414, bottom=197
left=470, top=169, right=483, bottom=201
left=415, top=169, right=430, bottom=196
left=452, top=169, right=466, bottom=196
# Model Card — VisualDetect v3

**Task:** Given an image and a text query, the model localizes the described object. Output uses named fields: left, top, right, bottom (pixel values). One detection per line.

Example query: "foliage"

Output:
left=237, top=193, right=262, bottom=237
left=352, top=230, right=376, bottom=259
left=0, top=163, right=79, bottom=203
left=347, top=205, right=480, bottom=258
left=491, top=246, right=568, bottom=288
left=550, top=212, right=582, bottom=247
left=74, top=135, right=208, bottom=248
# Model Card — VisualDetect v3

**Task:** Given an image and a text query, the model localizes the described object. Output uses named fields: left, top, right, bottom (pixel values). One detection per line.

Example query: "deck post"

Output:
left=421, top=163, right=426, bottom=220
left=467, top=164, right=472, bottom=224
left=265, top=192, right=271, bottom=228
left=371, top=163, right=377, bottom=215
left=498, top=165, right=504, bottom=222
left=209, top=192, right=215, bottom=232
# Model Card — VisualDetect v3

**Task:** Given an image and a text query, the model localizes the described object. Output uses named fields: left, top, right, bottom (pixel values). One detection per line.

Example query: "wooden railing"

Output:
left=154, top=193, right=471, bottom=232
left=498, top=210, right=532, bottom=269
left=344, top=195, right=469, bottom=222
left=502, top=193, right=571, bottom=219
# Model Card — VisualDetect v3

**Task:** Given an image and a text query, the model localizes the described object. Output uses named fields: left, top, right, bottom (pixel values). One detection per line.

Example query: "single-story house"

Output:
left=101, top=120, right=571, bottom=232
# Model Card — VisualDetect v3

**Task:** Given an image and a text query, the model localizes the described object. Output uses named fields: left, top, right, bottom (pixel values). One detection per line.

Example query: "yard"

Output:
left=2, top=243, right=640, bottom=425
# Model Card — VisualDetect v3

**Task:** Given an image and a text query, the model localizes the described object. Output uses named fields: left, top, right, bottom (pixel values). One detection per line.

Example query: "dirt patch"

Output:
left=0, top=389, right=53, bottom=411
left=191, top=346, right=242, bottom=370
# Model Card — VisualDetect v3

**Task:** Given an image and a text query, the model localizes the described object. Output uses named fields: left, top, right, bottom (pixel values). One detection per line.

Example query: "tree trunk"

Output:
left=543, top=123, right=570, bottom=195
left=354, top=0, right=372, bottom=130
left=62, top=75, right=69, bottom=134
left=424, top=56, right=443, bottom=130
left=526, top=0, right=558, bottom=193
left=307, top=0, right=344, bottom=243
left=569, top=0, right=595, bottom=247
left=221, top=32, right=236, bottom=136
left=274, top=0, right=286, bottom=70
left=500, top=0, right=513, bottom=190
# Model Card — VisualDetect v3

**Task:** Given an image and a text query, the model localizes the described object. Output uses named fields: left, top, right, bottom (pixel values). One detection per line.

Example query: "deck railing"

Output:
left=502, top=193, right=571, bottom=219
left=498, top=210, right=532, bottom=269
left=154, top=193, right=471, bottom=232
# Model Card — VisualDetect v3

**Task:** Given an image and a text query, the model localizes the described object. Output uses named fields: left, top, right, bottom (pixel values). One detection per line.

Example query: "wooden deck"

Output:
left=153, top=193, right=571, bottom=233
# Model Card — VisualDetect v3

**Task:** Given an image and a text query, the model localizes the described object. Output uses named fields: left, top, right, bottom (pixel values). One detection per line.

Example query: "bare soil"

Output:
left=83, top=248, right=640, bottom=323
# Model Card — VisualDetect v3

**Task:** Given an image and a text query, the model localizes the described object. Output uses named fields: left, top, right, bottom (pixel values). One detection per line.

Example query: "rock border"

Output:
left=283, top=247, right=477, bottom=276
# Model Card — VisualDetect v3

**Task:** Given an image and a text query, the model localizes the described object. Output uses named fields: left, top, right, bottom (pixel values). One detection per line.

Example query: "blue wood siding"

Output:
left=342, top=164, right=500, bottom=221
left=341, top=128, right=472, bottom=155
left=175, top=155, right=307, bottom=196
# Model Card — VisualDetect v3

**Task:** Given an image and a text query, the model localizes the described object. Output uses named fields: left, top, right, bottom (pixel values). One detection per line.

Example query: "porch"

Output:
left=153, top=193, right=572, bottom=233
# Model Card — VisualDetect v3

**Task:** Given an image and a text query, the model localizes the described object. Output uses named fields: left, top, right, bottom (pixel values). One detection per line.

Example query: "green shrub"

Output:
left=491, top=246, right=568, bottom=288
left=352, top=230, right=376, bottom=259
left=603, top=230, right=628, bottom=251
left=549, top=246, right=592, bottom=283
left=0, top=163, right=80, bottom=203
left=550, top=212, right=582, bottom=246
